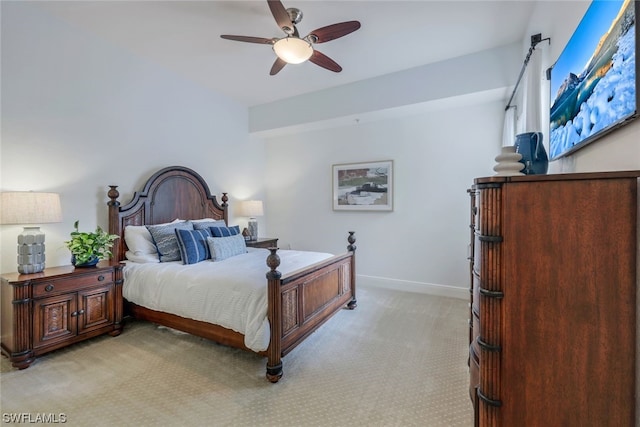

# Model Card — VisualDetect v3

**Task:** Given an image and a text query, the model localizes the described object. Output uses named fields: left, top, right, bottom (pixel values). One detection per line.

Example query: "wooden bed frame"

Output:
left=107, top=166, right=356, bottom=382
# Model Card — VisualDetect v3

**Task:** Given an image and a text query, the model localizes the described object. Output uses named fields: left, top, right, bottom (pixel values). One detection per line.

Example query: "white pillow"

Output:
left=190, top=218, right=221, bottom=223
left=125, top=250, right=160, bottom=264
left=124, top=219, right=183, bottom=257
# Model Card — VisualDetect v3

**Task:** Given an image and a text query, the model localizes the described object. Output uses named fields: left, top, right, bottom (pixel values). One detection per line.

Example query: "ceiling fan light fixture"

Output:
left=273, top=37, right=313, bottom=64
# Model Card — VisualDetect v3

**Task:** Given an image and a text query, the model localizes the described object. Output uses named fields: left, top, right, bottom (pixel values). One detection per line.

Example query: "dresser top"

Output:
left=475, top=170, right=640, bottom=184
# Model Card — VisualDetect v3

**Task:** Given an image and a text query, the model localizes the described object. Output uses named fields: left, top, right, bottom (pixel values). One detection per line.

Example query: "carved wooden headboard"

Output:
left=107, top=166, right=228, bottom=262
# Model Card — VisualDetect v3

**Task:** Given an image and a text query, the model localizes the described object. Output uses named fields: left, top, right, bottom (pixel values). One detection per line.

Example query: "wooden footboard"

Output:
left=265, top=231, right=357, bottom=382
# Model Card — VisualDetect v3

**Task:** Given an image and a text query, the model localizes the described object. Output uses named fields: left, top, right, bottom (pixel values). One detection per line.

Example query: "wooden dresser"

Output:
left=468, top=171, right=639, bottom=427
left=1, top=261, right=123, bottom=369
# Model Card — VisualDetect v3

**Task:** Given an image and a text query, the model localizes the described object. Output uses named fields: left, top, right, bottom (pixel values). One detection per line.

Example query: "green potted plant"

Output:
left=64, top=220, right=119, bottom=267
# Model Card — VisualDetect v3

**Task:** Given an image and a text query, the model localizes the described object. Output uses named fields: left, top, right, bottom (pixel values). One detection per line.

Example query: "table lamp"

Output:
left=239, top=200, right=263, bottom=241
left=1, top=192, right=63, bottom=274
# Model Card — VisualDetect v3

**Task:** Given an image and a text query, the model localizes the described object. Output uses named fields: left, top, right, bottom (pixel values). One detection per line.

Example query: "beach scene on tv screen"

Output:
left=549, top=0, right=636, bottom=159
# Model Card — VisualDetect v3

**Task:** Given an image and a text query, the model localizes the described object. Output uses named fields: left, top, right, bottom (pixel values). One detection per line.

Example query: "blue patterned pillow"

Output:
left=206, top=235, right=247, bottom=261
left=146, top=222, right=194, bottom=262
left=209, top=225, right=241, bottom=237
left=191, top=220, right=226, bottom=230
left=175, top=228, right=212, bottom=264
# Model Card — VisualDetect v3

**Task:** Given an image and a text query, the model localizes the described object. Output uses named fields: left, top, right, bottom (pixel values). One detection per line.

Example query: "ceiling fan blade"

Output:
left=308, top=21, right=361, bottom=43
left=270, top=58, right=287, bottom=76
left=220, top=35, right=274, bottom=45
left=267, top=0, right=294, bottom=33
left=309, top=50, right=342, bottom=73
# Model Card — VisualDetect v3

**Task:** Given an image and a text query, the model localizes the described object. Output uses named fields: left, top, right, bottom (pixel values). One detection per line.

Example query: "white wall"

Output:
left=264, top=99, right=504, bottom=298
left=0, top=2, right=265, bottom=272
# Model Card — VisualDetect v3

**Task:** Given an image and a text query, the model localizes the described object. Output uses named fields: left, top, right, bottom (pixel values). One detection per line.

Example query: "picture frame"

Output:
left=332, top=160, right=393, bottom=211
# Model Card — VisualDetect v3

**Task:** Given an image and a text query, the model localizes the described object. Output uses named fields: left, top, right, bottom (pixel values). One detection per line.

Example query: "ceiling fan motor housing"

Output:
left=286, top=8, right=303, bottom=25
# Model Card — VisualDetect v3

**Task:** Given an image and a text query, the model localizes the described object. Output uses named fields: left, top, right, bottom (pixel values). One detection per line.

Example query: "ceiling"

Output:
left=34, top=1, right=537, bottom=107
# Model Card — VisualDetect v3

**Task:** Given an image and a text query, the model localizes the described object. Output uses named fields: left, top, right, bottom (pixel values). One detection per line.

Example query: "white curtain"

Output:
left=502, top=106, right=517, bottom=146
left=517, top=47, right=543, bottom=134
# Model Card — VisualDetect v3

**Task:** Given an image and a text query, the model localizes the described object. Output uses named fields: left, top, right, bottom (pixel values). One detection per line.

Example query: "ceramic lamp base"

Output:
left=248, top=218, right=258, bottom=241
left=17, top=226, right=45, bottom=274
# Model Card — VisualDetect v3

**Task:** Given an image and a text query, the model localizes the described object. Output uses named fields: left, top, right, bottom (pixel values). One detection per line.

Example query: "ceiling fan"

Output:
left=220, top=0, right=361, bottom=76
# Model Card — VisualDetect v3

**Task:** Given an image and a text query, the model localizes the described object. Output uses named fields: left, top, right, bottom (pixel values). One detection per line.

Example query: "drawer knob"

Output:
left=45, top=284, right=54, bottom=292
left=98, top=275, right=105, bottom=282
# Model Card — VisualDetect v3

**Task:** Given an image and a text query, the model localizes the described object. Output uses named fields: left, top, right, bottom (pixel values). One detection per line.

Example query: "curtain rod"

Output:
left=505, top=33, right=551, bottom=111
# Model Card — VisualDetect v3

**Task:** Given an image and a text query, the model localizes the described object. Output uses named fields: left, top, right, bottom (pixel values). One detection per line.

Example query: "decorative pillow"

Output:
left=207, top=234, right=247, bottom=261
left=175, top=228, right=212, bottom=264
left=192, top=220, right=226, bottom=230
left=209, top=225, right=241, bottom=237
left=146, top=222, right=194, bottom=262
left=124, top=219, right=183, bottom=259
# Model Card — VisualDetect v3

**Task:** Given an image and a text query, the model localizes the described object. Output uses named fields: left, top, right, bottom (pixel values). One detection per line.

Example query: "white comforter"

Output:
left=122, top=248, right=333, bottom=352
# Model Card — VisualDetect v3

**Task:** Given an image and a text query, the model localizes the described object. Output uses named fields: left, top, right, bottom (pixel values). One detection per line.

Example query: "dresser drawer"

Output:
left=33, top=270, right=113, bottom=298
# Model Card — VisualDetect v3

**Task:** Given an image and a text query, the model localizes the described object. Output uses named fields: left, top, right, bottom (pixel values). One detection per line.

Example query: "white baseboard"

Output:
left=357, top=274, right=469, bottom=300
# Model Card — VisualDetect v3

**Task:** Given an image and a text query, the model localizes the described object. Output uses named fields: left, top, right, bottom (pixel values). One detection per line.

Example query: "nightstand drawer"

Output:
left=33, top=270, right=113, bottom=298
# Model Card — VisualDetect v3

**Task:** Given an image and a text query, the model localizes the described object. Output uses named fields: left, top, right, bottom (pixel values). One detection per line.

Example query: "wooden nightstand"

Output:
left=0, top=261, right=123, bottom=369
left=245, top=238, right=279, bottom=249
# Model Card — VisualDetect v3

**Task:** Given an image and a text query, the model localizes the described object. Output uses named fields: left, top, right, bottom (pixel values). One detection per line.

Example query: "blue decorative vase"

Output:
left=71, top=255, right=100, bottom=268
left=514, top=132, right=548, bottom=175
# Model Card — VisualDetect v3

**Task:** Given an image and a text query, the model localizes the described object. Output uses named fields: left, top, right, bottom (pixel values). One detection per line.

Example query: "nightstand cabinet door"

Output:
left=79, top=284, right=114, bottom=333
left=33, top=293, right=77, bottom=349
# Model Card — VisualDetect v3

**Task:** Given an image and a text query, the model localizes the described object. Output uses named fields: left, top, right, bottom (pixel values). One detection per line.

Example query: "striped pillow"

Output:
left=209, top=225, right=241, bottom=237
left=146, top=222, right=194, bottom=262
left=191, top=220, right=226, bottom=230
left=175, top=228, right=212, bottom=264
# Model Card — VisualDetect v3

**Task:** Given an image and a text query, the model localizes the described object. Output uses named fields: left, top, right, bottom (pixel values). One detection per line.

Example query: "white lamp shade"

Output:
left=1, top=192, right=63, bottom=224
left=239, top=200, right=264, bottom=218
left=273, top=37, right=313, bottom=64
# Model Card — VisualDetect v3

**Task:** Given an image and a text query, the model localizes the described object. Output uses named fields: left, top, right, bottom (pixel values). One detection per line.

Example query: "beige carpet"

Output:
left=1, top=286, right=473, bottom=426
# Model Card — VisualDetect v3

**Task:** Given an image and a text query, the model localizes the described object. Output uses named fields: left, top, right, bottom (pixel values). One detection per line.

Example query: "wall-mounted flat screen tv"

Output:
left=549, top=0, right=638, bottom=160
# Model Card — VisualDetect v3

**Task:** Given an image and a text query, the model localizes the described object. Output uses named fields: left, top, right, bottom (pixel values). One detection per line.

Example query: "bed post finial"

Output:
left=108, top=185, right=120, bottom=206
left=266, top=247, right=281, bottom=277
left=347, top=231, right=356, bottom=252
left=221, top=192, right=229, bottom=225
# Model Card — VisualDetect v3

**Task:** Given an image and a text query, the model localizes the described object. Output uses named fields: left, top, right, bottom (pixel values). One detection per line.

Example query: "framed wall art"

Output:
left=332, top=160, right=393, bottom=211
